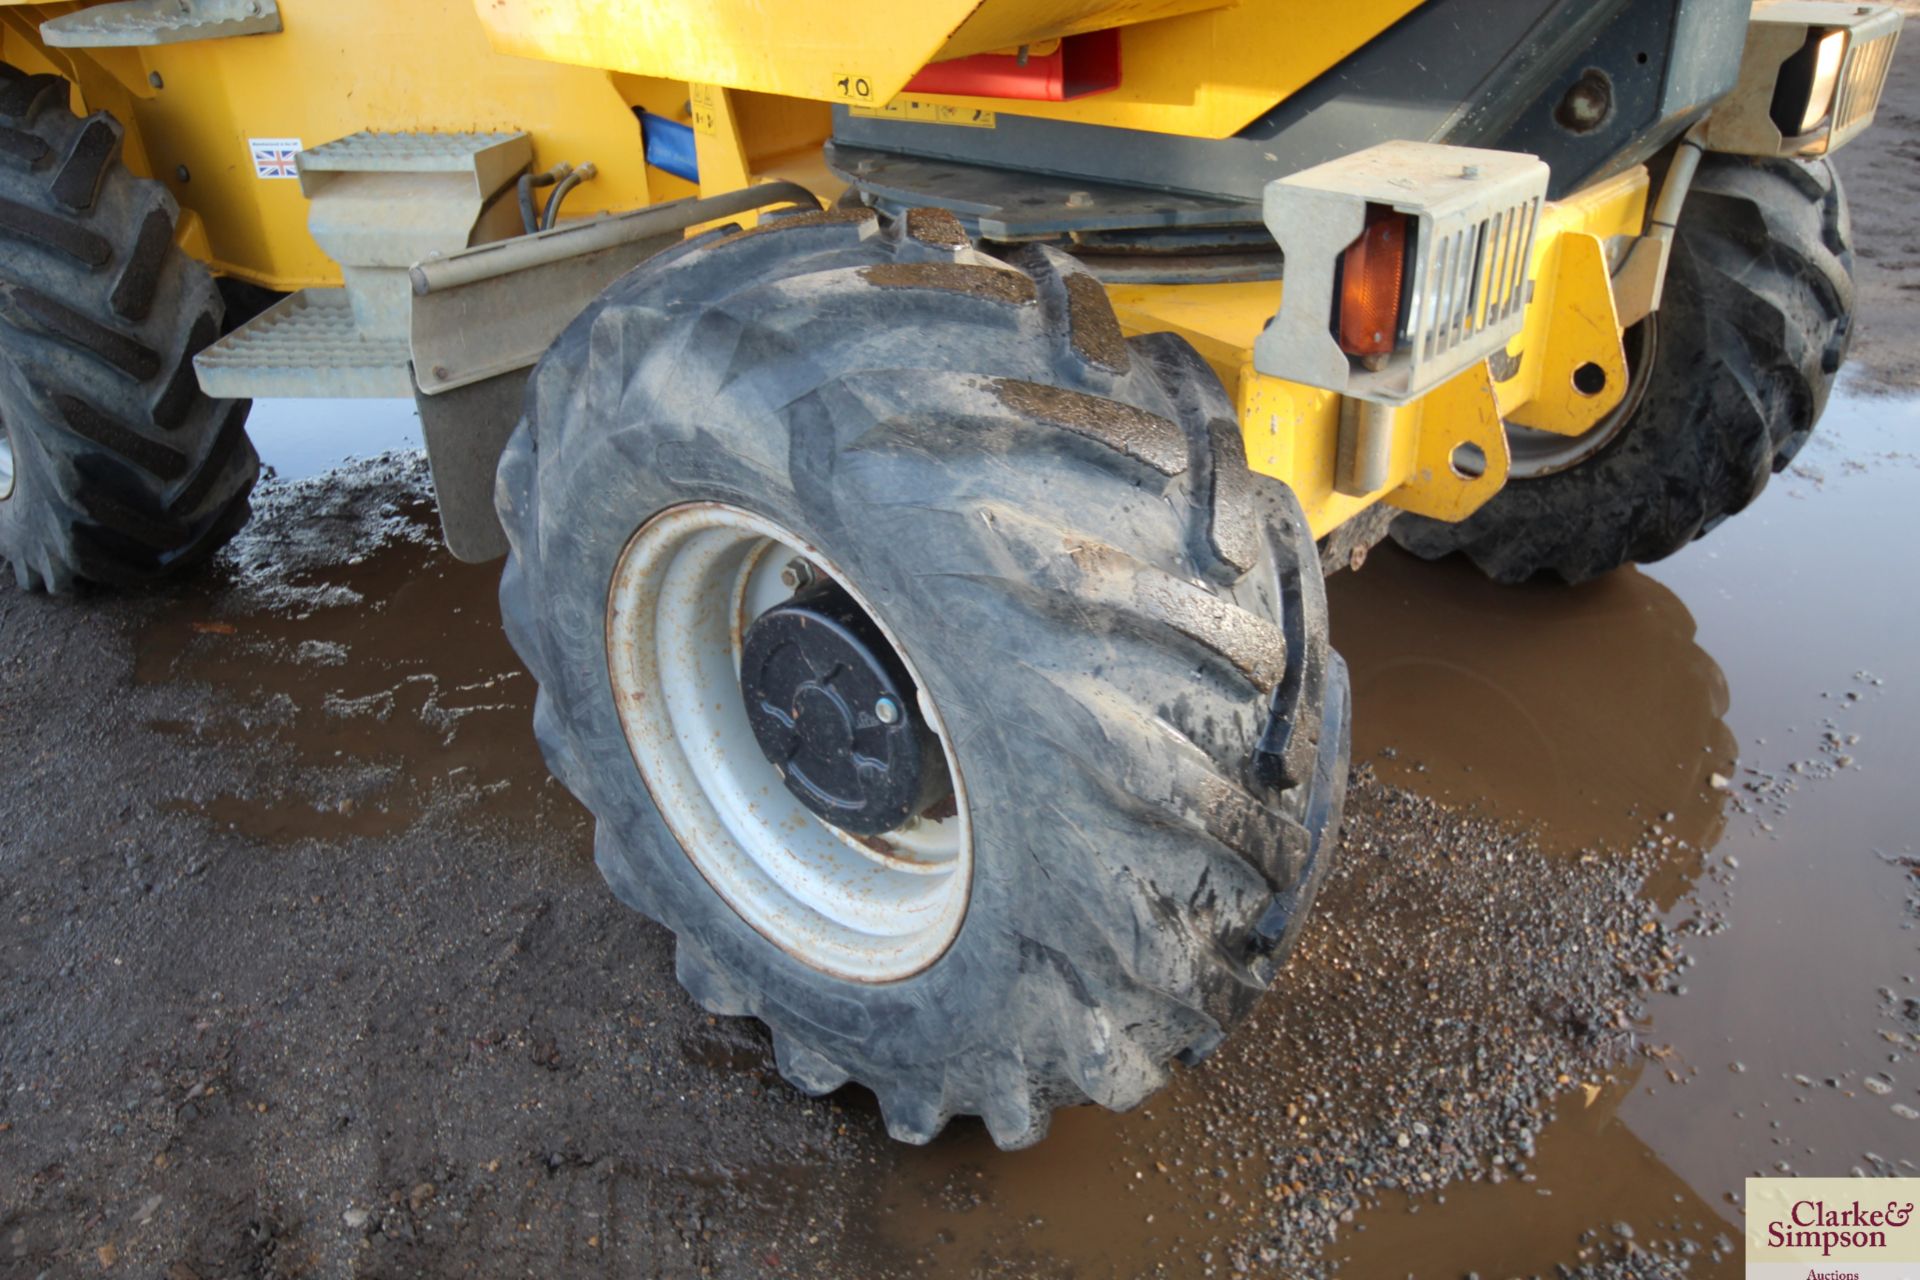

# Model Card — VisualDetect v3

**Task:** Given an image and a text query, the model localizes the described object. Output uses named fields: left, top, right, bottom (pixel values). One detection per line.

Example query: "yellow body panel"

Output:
left=0, top=1, right=691, bottom=290
left=1228, top=362, right=1509, bottom=535
left=477, top=0, right=1423, bottom=140
left=477, top=0, right=1224, bottom=119
left=1236, top=365, right=1406, bottom=535
left=0, top=1, right=1657, bottom=539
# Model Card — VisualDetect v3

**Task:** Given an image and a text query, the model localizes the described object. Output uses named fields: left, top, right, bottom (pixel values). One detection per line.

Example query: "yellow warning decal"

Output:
left=850, top=99, right=997, bottom=128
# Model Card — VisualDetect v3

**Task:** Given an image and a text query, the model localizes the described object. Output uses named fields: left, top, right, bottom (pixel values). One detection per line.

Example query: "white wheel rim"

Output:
left=0, top=417, right=14, bottom=502
left=605, top=502, right=972, bottom=982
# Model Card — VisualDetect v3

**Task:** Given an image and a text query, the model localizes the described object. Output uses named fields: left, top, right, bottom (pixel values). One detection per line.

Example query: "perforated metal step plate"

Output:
left=299, top=130, right=531, bottom=177
left=41, top=0, right=282, bottom=48
left=195, top=289, right=413, bottom=400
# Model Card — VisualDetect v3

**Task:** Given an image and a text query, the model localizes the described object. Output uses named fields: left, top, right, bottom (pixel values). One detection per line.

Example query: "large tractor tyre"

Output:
left=496, top=206, right=1350, bottom=1148
left=0, top=64, right=256, bottom=592
left=1393, top=154, right=1852, bottom=584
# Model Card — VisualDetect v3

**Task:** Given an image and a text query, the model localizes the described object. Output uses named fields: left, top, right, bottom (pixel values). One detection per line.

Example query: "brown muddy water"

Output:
left=70, top=388, right=1920, bottom=1276
left=1331, top=388, right=1920, bottom=1276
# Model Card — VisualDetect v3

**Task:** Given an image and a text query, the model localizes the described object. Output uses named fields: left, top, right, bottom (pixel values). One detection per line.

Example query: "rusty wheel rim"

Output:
left=604, top=502, right=973, bottom=982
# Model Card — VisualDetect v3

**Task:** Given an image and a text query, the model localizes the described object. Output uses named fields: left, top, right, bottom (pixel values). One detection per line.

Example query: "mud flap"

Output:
left=414, top=369, right=528, bottom=563
left=411, top=181, right=824, bottom=563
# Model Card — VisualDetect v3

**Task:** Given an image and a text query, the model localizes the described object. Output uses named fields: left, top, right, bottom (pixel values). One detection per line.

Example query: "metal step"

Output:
left=194, top=129, right=533, bottom=400
left=195, top=289, right=413, bottom=400
left=300, top=130, right=532, bottom=180
left=41, top=0, right=281, bottom=48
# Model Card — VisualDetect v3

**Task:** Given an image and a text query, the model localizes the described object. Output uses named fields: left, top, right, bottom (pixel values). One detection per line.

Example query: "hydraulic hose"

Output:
left=517, top=163, right=573, bottom=237
left=542, top=162, right=599, bottom=231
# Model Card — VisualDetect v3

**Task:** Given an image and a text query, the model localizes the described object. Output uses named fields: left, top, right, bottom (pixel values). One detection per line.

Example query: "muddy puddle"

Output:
left=1326, top=388, right=1920, bottom=1277
left=135, top=417, right=541, bottom=847
left=134, top=390, right=1919, bottom=1277
left=137, top=522, right=540, bottom=844
left=1333, top=540, right=1737, bottom=898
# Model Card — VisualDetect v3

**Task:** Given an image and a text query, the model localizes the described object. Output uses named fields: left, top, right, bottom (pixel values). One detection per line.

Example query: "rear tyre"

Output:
left=1392, top=154, right=1853, bottom=583
left=0, top=64, right=255, bottom=592
left=496, top=206, right=1349, bottom=1147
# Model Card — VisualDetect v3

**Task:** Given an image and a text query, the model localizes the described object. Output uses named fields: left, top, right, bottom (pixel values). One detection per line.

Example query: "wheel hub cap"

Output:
left=740, top=580, right=947, bottom=836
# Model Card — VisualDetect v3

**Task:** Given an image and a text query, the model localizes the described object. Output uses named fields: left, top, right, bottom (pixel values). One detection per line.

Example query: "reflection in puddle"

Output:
left=1331, top=390, right=1920, bottom=1277
left=246, top=398, right=424, bottom=482
left=1606, top=393, right=1920, bottom=1228
left=136, top=483, right=544, bottom=846
left=1330, top=551, right=1737, bottom=901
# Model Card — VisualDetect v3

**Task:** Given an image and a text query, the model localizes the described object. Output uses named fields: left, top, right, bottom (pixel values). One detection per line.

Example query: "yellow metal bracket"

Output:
left=1238, top=361, right=1509, bottom=535
left=1383, top=362, right=1510, bottom=521
left=1499, top=229, right=1628, bottom=436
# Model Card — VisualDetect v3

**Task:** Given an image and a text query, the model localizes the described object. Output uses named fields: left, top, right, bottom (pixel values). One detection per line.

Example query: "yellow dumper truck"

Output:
left=0, top=0, right=1898, bottom=1145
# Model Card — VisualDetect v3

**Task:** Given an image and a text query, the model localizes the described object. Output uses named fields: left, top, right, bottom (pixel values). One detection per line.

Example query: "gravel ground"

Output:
left=1042, top=779, right=1703, bottom=1279
left=0, top=464, right=876, bottom=1280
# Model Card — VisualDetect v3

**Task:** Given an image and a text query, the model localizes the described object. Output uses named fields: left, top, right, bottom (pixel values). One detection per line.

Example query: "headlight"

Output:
left=1770, top=27, right=1847, bottom=138
left=1705, top=2, right=1903, bottom=158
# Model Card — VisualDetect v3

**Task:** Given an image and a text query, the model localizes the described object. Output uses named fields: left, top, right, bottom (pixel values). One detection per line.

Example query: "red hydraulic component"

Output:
left=903, top=29, right=1121, bottom=101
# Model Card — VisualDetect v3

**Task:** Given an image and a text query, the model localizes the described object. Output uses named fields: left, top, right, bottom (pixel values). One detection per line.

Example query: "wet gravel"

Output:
left=0, top=461, right=1717, bottom=1278
left=984, top=770, right=1700, bottom=1279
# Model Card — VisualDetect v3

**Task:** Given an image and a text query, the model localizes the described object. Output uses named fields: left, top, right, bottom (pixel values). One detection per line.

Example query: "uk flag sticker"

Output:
left=249, top=138, right=302, bottom=180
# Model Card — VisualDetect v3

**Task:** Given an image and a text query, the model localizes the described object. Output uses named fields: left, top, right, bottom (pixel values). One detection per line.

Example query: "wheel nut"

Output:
left=780, top=559, right=816, bottom=592
left=874, top=696, right=901, bottom=725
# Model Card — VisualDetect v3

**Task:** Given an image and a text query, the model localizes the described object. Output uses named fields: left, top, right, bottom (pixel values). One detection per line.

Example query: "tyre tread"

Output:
left=0, top=62, right=255, bottom=593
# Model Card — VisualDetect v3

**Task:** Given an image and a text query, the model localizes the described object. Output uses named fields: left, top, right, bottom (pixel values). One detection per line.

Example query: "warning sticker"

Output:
left=689, top=84, right=719, bottom=137
left=249, top=138, right=303, bottom=180
left=849, top=100, right=995, bottom=128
